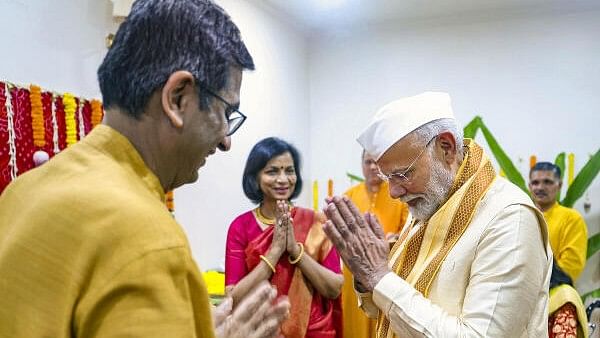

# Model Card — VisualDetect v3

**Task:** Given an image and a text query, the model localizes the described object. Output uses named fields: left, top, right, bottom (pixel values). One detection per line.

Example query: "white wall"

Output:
left=308, top=10, right=600, bottom=294
left=176, top=0, right=311, bottom=270
left=0, top=0, right=116, bottom=98
left=0, top=0, right=311, bottom=271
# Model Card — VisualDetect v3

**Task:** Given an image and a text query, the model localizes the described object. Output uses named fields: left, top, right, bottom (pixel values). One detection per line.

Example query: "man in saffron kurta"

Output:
left=529, top=162, right=588, bottom=281
left=342, top=152, right=409, bottom=338
left=0, top=1, right=289, bottom=337
left=323, top=92, right=551, bottom=337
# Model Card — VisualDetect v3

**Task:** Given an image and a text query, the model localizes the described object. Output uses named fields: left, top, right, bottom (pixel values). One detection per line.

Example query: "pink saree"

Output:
left=226, top=207, right=342, bottom=338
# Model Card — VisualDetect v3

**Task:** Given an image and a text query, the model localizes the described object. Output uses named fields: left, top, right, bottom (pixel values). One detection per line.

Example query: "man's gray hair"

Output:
left=412, top=118, right=464, bottom=156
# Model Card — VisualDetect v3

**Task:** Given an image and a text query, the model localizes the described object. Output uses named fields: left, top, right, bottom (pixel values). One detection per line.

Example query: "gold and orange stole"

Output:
left=376, top=140, right=497, bottom=338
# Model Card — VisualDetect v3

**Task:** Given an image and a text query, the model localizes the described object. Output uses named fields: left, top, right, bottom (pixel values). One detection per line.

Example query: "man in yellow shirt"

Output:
left=0, top=1, right=289, bottom=337
left=342, top=150, right=410, bottom=338
left=529, top=162, right=588, bottom=281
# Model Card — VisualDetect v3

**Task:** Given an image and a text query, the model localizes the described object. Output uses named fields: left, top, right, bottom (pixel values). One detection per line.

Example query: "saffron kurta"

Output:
left=0, top=125, right=215, bottom=338
left=342, top=181, right=409, bottom=338
left=344, top=181, right=409, bottom=236
left=544, top=201, right=588, bottom=281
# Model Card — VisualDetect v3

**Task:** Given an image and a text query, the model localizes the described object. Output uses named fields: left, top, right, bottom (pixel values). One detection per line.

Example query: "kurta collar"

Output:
left=543, top=201, right=560, bottom=216
left=82, top=124, right=165, bottom=202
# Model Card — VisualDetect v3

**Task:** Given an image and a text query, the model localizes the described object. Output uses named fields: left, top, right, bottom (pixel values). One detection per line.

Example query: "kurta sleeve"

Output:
left=555, top=212, right=588, bottom=281
left=75, top=247, right=215, bottom=338
left=225, top=218, right=249, bottom=286
left=369, top=205, right=549, bottom=337
left=356, top=290, right=380, bottom=319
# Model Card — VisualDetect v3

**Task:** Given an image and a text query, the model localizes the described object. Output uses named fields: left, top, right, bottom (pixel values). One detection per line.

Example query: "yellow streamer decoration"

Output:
left=166, top=190, right=175, bottom=212
left=568, top=153, right=575, bottom=187
left=29, top=84, right=45, bottom=148
left=91, top=99, right=103, bottom=127
left=63, top=93, right=77, bottom=147
left=313, top=180, right=318, bottom=211
left=529, top=155, right=537, bottom=169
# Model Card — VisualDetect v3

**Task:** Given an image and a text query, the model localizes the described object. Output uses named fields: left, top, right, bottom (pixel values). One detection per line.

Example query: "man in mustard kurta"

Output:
left=529, top=162, right=588, bottom=281
left=0, top=1, right=289, bottom=337
left=342, top=151, right=409, bottom=338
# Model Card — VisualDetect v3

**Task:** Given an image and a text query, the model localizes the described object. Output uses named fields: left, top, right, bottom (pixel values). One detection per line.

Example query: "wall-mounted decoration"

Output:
left=0, top=81, right=103, bottom=194
left=110, top=0, right=133, bottom=18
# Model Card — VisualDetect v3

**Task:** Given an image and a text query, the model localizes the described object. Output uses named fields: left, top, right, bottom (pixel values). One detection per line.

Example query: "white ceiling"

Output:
left=257, top=0, right=600, bottom=32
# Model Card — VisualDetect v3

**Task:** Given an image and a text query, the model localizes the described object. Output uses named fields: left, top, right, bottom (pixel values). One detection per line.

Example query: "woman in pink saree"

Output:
left=226, top=137, right=343, bottom=338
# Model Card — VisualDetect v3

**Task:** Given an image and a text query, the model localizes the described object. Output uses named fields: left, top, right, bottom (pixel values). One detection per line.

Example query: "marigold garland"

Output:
left=63, top=93, right=77, bottom=147
left=91, top=99, right=103, bottom=127
left=51, top=94, right=60, bottom=154
left=1, top=80, right=104, bottom=186
left=77, top=99, right=86, bottom=138
left=166, top=190, right=175, bottom=212
left=4, top=82, right=18, bottom=179
left=29, top=84, right=45, bottom=148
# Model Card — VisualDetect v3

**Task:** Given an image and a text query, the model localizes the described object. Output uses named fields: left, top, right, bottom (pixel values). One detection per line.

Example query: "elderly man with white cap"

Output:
left=323, top=92, right=552, bottom=337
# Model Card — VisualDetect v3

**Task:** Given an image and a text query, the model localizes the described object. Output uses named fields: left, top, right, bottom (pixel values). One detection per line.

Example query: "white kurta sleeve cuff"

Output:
left=372, top=272, right=429, bottom=336
left=356, top=290, right=380, bottom=318
left=372, top=272, right=414, bottom=314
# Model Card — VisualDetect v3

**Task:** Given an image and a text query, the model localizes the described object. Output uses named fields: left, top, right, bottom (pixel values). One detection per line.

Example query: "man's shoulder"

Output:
left=554, top=203, right=585, bottom=222
left=344, top=182, right=365, bottom=197
left=475, top=178, right=546, bottom=238
left=487, top=177, right=534, bottom=205
left=1, top=156, right=184, bottom=250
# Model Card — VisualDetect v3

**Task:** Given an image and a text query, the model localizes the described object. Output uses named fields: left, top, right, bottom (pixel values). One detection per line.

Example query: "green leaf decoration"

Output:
left=478, top=120, right=528, bottom=193
left=554, top=152, right=566, bottom=201
left=554, top=152, right=566, bottom=180
left=587, top=232, right=600, bottom=259
left=463, top=116, right=482, bottom=139
left=581, top=287, right=600, bottom=303
left=346, top=172, right=364, bottom=182
left=561, top=149, right=600, bottom=207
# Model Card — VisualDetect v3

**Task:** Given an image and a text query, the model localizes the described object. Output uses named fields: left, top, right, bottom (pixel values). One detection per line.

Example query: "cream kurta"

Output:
left=358, top=177, right=552, bottom=337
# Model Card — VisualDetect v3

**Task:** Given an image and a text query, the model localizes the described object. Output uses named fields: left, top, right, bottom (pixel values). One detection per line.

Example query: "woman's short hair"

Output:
left=242, top=137, right=303, bottom=204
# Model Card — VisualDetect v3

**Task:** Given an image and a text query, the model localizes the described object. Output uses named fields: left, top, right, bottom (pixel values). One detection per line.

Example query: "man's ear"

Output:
left=161, top=71, right=195, bottom=128
left=437, top=131, right=457, bottom=164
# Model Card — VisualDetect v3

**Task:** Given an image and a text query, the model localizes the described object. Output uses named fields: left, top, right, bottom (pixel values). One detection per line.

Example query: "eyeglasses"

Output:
left=203, top=87, right=247, bottom=136
left=377, top=136, right=436, bottom=184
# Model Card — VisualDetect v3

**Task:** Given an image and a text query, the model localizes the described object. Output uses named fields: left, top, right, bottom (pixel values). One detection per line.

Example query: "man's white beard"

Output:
left=401, top=157, right=454, bottom=221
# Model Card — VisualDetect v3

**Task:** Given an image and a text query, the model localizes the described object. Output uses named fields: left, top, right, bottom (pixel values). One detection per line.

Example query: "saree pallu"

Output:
left=548, top=284, right=589, bottom=337
left=244, top=207, right=342, bottom=338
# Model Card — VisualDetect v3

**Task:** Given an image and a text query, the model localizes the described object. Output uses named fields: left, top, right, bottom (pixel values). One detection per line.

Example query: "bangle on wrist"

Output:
left=260, top=255, right=276, bottom=273
left=288, top=242, right=304, bottom=264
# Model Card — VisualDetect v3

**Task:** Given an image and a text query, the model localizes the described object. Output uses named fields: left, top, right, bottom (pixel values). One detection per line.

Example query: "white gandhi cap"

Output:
left=357, top=91, right=455, bottom=161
